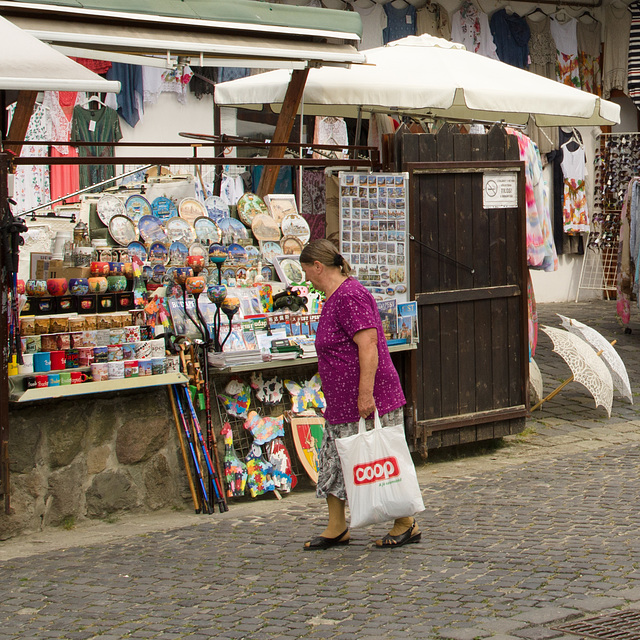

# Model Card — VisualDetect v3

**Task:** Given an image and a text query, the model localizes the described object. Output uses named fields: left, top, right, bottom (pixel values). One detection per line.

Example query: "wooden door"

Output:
left=399, top=125, right=529, bottom=455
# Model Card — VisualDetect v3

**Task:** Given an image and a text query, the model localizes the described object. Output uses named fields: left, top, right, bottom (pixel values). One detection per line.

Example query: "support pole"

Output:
left=1, top=153, right=10, bottom=514
left=256, top=68, right=310, bottom=198
left=6, top=91, right=37, bottom=158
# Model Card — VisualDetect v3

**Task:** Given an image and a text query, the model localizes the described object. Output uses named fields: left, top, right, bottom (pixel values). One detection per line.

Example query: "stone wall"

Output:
left=1, top=387, right=192, bottom=540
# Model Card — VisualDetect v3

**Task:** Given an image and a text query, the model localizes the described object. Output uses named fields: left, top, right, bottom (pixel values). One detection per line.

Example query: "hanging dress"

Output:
left=7, top=102, right=51, bottom=214
left=602, top=3, right=631, bottom=99
left=450, top=0, right=498, bottom=59
left=560, top=141, right=590, bottom=235
left=628, top=1, right=640, bottom=109
left=550, top=16, right=581, bottom=88
left=577, top=18, right=602, bottom=95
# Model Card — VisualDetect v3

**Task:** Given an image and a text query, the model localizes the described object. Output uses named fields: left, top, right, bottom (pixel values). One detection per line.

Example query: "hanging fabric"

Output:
left=352, top=0, right=386, bottom=50
left=415, top=1, right=451, bottom=40
left=560, top=133, right=590, bottom=235
left=577, top=17, right=602, bottom=95
left=382, top=1, right=417, bottom=44
left=550, top=15, right=581, bottom=88
left=628, top=1, right=640, bottom=109
left=489, top=9, right=530, bottom=69
left=450, top=0, right=498, bottom=59
left=602, top=3, right=631, bottom=99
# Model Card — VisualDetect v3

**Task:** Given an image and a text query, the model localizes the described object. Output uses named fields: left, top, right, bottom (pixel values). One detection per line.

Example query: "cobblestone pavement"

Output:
left=3, top=300, right=640, bottom=640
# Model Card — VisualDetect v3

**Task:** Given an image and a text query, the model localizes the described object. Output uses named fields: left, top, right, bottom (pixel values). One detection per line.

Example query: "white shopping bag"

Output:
left=335, top=411, right=425, bottom=528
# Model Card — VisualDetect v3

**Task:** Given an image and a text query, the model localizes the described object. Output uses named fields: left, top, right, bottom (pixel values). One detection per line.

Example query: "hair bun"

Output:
left=333, top=254, right=344, bottom=267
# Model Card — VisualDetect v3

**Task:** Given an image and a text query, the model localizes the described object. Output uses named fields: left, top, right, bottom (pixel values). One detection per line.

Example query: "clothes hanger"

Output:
left=526, top=6, right=548, bottom=18
left=80, top=95, right=107, bottom=109
left=578, top=9, right=598, bottom=22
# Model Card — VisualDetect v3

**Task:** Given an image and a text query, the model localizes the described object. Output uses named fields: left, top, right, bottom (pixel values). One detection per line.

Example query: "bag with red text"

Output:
left=335, top=410, right=425, bottom=528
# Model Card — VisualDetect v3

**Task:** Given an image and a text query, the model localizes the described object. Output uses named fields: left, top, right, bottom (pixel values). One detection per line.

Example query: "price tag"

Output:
left=89, top=120, right=96, bottom=132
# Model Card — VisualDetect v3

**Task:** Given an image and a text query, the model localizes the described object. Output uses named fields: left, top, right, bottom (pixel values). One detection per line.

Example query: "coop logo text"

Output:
left=354, top=457, right=400, bottom=485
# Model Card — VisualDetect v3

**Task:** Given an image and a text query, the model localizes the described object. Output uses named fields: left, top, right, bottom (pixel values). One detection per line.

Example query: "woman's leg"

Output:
left=303, top=494, right=350, bottom=549
left=374, top=516, right=421, bottom=547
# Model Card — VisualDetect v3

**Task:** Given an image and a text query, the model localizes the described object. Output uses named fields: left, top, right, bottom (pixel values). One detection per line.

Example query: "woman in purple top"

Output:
left=300, top=239, right=421, bottom=550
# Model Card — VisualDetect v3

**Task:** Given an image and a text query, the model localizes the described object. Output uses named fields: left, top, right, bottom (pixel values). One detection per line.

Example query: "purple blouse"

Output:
left=315, top=277, right=405, bottom=424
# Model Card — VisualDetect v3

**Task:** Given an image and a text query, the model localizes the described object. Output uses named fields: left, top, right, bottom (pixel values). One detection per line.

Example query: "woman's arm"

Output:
left=353, top=327, right=379, bottom=419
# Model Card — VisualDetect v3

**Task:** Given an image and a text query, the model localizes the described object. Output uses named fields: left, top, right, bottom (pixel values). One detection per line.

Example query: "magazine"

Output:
left=397, top=301, right=418, bottom=343
left=376, top=299, right=398, bottom=338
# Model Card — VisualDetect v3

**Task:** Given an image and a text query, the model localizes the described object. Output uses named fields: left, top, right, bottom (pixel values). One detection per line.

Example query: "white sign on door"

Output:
left=483, top=173, right=518, bottom=209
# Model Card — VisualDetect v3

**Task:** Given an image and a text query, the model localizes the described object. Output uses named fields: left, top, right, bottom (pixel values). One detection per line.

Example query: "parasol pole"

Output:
left=531, top=341, right=616, bottom=412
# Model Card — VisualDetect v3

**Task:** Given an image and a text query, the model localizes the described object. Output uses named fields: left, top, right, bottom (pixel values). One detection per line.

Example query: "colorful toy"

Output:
left=243, top=410, right=284, bottom=445
left=266, top=437, right=297, bottom=492
left=221, top=422, right=248, bottom=498
left=284, top=373, right=326, bottom=413
left=245, top=444, right=275, bottom=497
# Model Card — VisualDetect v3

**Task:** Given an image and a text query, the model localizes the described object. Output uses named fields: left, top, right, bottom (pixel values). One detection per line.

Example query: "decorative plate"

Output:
left=193, top=216, right=222, bottom=244
left=236, top=192, right=269, bottom=227
left=218, top=218, right=249, bottom=245
left=281, top=213, right=311, bottom=245
left=97, top=194, right=125, bottom=226
left=169, top=241, right=189, bottom=265
left=148, top=241, right=169, bottom=265
left=165, top=216, right=196, bottom=245
left=138, top=215, right=169, bottom=244
left=127, top=240, right=147, bottom=262
left=125, top=195, right=152, bottom=222
left=188, top=242, right=208, bottom=258
left=108, top=215, right=138, bottom=246
left=251, top=213, right=281, bottom=243
left=280, top=235, right=304, bottom=255
left=228, top=243, right=248, bottom=262
left=151, top=196, right=178, bottom=221
left=264, top=194, right=298, bottom=224
left=179, top=198, right=207, bottom=224
left=204, top=196, right=230, bottom=222
left=209, top=243, right=229, bottom=264
left=245, top=245, right=261, bottom=261
left=261, top=240, right=283, bottom=264
left=277, top=256, right=305, bottom=285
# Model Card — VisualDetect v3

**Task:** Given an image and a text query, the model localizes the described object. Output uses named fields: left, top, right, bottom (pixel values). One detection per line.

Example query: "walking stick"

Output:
left=181, top=385, right=228, bottom=512
left=171, top=385, right=212, bottom=514
left=168, top=387, right=200, bottom=513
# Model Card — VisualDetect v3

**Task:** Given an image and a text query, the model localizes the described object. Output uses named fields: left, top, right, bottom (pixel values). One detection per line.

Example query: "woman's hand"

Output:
left=358, top=392, right=376, bottom=419
left=353, top=328, right=379, bottom=420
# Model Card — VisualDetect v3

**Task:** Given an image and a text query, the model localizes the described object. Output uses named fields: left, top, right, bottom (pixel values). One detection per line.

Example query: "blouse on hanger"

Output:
left=490, top=9, right=530, bottom=69
left=383, top=2, right=417, bottom=44
left=526, top=15, right=556, bottom=80
left=352, top=1, right=386, bottom=50
left=313, top=116, right=349, bottom=159
left=415, top=2, right=451, bottom=40
left=450, top=0, right=498, bottom=60
left=550, top=16, right=580, bottom=88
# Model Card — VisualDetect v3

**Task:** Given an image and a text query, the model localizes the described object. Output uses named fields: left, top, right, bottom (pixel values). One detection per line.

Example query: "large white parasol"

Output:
left=535, top=326, right=613, bottom=417
left=558, top=314, right=633, bottom=404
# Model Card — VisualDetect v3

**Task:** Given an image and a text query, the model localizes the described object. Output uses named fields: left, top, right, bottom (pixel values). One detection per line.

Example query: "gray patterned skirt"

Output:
left=316, top=407, right=405, bottom=500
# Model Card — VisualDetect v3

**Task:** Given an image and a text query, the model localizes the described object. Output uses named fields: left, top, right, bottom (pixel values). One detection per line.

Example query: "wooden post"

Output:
left=0, top=152, right=10, bottom=514
left=256, top=68, right=310, bottom=198
left=5, top=91, right=37, bottom=158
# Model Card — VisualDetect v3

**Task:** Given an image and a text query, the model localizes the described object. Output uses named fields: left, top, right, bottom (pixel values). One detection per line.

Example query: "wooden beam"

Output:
left=0, top=153, right=10, bottom=514
left=256, top=68, right=309, bottom=198
left=6, top=91, right=38, bottom=158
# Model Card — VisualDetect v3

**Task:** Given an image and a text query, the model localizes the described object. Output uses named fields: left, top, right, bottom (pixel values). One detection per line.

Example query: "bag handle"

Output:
left=358, top=409, right=381, bottom=434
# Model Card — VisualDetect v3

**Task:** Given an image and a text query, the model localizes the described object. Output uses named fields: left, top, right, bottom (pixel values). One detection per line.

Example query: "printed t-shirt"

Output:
left=315, top=277, right=405, bottom=424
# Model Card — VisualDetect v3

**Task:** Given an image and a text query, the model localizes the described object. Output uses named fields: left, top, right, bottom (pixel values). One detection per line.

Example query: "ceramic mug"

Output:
left=33, top=352, right=51, bottom=373
left=124, top=326, right=141, bottom=343
left=138, top=359, right=153, bottom=377
left=35, top=374, right=49, bottom=388
left=124, top=360, right=139, bottom=378
left=122, top=343, right=136, bottom=360
left=107, top=344, right=124, bottom=362
left=60, top=371, right=72, bottom=385
left=78, top=347, right=95, bottom=366
left=107, top=361, right=125, bottom=380
left=151, top=357, right=165, bottom=375
left=18, top=353, right=34, bottom=375
left=165, top=355, right=180, bottom=373
left=49, top=350, right=66, bottom=371
left=91, top=362, right=109, bottom=382
left=109, top=328, right=126, bottom=345
left=48, top=372, right=61, bottom=386
left=134, top=341, right=152, bottom=359
left=65, top=349, right=80, bottom=369
left=70, top=371, right=88, bottom=384
left=23, top=376, right=38, bottom=391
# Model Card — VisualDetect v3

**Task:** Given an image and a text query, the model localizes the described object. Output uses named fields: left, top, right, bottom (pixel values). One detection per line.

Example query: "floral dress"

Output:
left=7, top=102, right=51, bottom=214
left=550, top=16, right=581, bottom=89
left=561, top=142, right=590, bottom=234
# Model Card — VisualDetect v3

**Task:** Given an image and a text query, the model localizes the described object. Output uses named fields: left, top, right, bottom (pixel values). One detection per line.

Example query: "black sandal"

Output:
left=375, top=519, right=421, bottom=548
left=303, top=528, right=350, bottom=550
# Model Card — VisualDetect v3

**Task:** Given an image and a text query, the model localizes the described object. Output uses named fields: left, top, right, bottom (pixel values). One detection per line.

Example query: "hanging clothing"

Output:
left=603, top=3, right=631, bottom=99
left=301, top=169, right=326, bottom=241
left=220, top=172, right=248, bottom=206
left=352, top=0, right=386, bottom=50
left=489, top=9, right=530, bottom=69
left=560, top=140, right=589, bottom=235
left=450, top=0, right=498, bottom=59
left=550, top=16, right=580, bottom=88
left=106, top=63, right=143, bottom=128
left=218, top=68, right=251, bottom=83
left=527, top=271, right=538, bottom=359
left=189, top=67, right=217, bottom=99
left=142, top=66, right=193, bottom=106
left=71, top=57, right=112, bottom=75
left=505, top=127, right=558, bottom=272
left=577, top=19, right=602, bottom=95
left=628, top=1, right=640, bottom=109
left=42, top=91, right=84, bottom=204
left=526, top=14, right=556, bottom=80
left=313, top=116, right=349, bottom=159
left=415, top=2, right=451, bottom=40
left=616, top=180, right=636, bottom=327
left=383, top=1, right=416, bottom=44
left=7, top=103, right=51, bottom=214
left=249, top=165, right=294, bottom=196
left=71, top=105, right=122, bottom=191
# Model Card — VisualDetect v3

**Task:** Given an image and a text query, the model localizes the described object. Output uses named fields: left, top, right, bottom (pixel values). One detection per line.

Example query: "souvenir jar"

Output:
left=68, top=278, right=90, bottom=296
left=49, top=316, right=69, bottom=334
left=124, top=326, right=141, bottom=343
left=90, top=262, right=110, bottom=277
left=88, top=277, right=108, bottom=294
left=84, top=316, right=98, bottom=331
left=186, top=255, right=205, bottom=274
left=207, top=284, right=227, bottom=306
left=56, top=297, right=74, bottom=312
left=20, top=317, right=35, bottom=336
left=16, top=280, right=25, bottom=295
left=34, top=317, right=51, bottom=335
left=106, top=275, right=127, bottom=292
left=68, top=317, right=86, bottom=332
left=185, top=276, right=206, bottom=295
left=40, top=334, right=59, bottom=352
left=107, top=361, right=125, bottom=379
left=108, top=262, right=125, bottom=276
left=91, top=363, right=109, bottom=381
left=138, top=359, right=152, bottom=376
left=65, top=349, right=80, bottom=369
left=26, top=279, right=48, bottom=297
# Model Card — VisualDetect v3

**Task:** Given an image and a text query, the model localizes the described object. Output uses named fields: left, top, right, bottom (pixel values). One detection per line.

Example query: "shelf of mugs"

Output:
left=21, top=291, right=135, bottom=316
left=11, top=372, right=189, bottom=403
